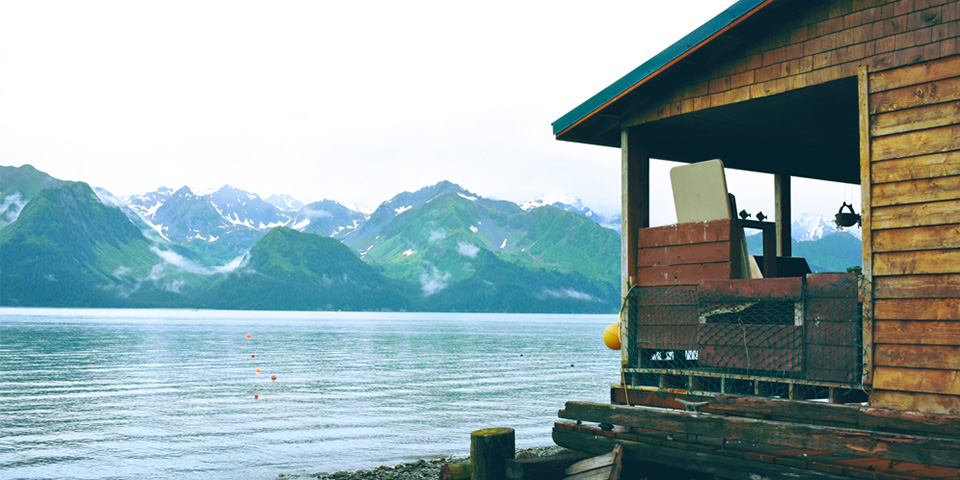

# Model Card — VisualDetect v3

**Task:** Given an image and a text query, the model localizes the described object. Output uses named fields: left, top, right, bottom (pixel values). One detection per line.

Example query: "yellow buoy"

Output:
left=603, top=322, right=621, bottom=350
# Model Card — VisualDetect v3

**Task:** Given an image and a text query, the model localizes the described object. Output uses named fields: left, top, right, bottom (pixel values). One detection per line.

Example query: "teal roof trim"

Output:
left=552, top=0, right=770, bottom=137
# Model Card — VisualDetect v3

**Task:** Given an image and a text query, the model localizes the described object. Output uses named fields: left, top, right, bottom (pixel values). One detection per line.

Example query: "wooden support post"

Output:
left=621, top=128, right=650, bottom=370
left=471, top=427, right=515, bottom=480
left=858, top=65, right=873, bottom=387
left=775, top=174, right=791, bottom=257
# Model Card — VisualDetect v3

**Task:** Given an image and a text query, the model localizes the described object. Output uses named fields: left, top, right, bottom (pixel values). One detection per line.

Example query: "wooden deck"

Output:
left=553, top=395, right=960, bottom=480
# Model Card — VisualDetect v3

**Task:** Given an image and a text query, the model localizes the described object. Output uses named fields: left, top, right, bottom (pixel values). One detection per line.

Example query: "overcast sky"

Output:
left=0, top=0, right=859, bottom=223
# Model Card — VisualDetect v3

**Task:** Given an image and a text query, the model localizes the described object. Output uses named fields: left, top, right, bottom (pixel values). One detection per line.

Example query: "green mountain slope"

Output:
left=746, top=231, right=862, bottom=273
left=0, top=164, right=66, bottom=228
left=203, top=227, right=410, bottom=311
left=341, top=184, right=621, bottom=312
left=0, top=182, right=180, bottom=306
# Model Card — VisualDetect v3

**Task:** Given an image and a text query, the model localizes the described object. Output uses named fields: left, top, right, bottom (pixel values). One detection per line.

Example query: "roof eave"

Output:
left=552, top=0, right=776, bottom=140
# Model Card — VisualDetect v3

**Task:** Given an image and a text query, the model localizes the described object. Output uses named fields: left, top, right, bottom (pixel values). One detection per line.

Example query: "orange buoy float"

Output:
left=256, top=368, right=260, bottom=373
left=271, top=375, right=276, bottom=381
left=254, top=394, right=259, bottom=399
left=246, top=333, right=252, bottom=338
left=603, top=322, right=621, bottom=350
left=251, top=354, right=255, bottom=358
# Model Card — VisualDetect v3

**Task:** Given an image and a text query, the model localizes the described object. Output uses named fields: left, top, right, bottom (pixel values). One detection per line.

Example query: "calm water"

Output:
left=0, top=308, right=619, bottom=479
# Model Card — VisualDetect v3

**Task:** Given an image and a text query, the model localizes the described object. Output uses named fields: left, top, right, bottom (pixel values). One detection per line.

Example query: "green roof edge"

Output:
left=551, top=0, right=770, bottom=137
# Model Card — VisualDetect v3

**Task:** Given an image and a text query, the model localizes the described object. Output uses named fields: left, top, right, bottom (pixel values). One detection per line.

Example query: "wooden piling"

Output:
left=470, top=427, right=515, bottom=480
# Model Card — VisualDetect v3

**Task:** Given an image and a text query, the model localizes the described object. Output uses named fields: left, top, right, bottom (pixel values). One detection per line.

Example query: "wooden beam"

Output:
left=703, top=394, right=960, bottom=440
left=622, top=127, right=649, bottom=369
left=775, top=173, right=792, bottom=257
left=858, top=65, right=874, bottom=387
left=558, top=401, right=960, bottom=467
left=553, top=424, right=852, bottom=480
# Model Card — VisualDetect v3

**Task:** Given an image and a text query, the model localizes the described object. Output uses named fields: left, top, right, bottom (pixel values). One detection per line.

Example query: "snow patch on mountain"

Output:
left=394, top=205, right=412, bottom=215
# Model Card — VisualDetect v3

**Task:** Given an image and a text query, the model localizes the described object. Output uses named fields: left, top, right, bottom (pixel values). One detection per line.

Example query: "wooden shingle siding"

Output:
left=867, top=51, right=960, bottom=414
left=624, top=0, right=960, bottom=129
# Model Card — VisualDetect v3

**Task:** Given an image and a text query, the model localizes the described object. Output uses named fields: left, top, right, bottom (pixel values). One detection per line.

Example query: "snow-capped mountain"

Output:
left=121, top=184, right=368, bottom=260
left=792, top=213, right=862, bottom=240
left=265, top=193, right=304, bottom=211
left=521, top=193, right=621, bottom=231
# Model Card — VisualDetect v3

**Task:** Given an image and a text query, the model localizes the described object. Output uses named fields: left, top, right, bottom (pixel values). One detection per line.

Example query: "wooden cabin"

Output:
left=550, top=0, right=960, bottom=478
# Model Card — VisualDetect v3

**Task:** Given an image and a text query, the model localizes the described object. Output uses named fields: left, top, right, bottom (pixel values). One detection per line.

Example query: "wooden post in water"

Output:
left=471, top=427, right=515, bottom=480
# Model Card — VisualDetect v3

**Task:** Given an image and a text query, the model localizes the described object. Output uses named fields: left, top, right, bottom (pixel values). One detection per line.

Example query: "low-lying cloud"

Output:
left=541, top=287, right=598, bottom=302
left=457, top=242, right=480, bottom=258
left=419, top=265, right=451, bottom=296
left=150, top=246, right=245, bottom=275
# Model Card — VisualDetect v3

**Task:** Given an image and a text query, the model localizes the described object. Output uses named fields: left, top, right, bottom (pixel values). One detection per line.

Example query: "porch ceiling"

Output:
left=624, top=77, right=861, bottom=184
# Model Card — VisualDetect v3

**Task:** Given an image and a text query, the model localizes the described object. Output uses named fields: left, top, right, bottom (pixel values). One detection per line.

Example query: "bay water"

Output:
left=0, top=308, right=619, bottom=479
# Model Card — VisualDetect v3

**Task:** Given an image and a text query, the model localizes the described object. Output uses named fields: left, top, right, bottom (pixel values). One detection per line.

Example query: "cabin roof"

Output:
left=552, top=0, right=773, bottom=140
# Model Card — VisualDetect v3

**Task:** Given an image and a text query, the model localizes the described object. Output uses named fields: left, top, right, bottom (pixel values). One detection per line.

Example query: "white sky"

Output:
left=0, top=0, right=858, bottom=222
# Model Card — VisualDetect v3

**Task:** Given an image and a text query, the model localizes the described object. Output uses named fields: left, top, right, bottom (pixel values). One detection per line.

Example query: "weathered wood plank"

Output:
left=564, top=466, right=611, bottom=480
left=637, top=241, right=731, bottom=268
left=698, top=277, right=803, bottom=299
left=703, top=394, right=960, bottom=440
left=872, top=199, right=960, bottom=229
left=870, top=76, right=960, bottom=114
left=553, top=424, right=851, bottom=480
left=874, top=298, right=960, bottom=320
left=871, top=151, right=960, bottom=184
left=636, top=262, right=731, bottom=287
left=873, top=224, right=960, bottom=252
left=869, top=55, right=960, bottom=93
left=870, top=390, right=960, bottom=415
left=870, top=100, right=960, bottom=136
left=875, top=320, right=960, bottom=345
left=870, top=124, right=960, bottom=161
left=565, top=451, right=615, bottom=475
left=703, top=394, right=860, bottom=425
left=638, top=219, right=731, bottom=248
left=874, top=274, right=960, bottom=298
left=873, top=366, right=960, bottom=395
left=871, top=174, right=960, bottom=206
left=557, top=401, right=960, bottom=467
left=874, top=249, right=960, bottom=275
left=874, top=344, right=960, bottom=370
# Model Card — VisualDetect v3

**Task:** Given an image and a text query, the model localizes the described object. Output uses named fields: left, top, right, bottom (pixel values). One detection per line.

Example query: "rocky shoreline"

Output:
left=298, top=446, right=566, bottom=480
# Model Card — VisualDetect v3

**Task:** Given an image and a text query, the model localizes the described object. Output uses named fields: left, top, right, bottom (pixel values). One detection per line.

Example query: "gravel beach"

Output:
left=298, top=446, right=567, bottom=480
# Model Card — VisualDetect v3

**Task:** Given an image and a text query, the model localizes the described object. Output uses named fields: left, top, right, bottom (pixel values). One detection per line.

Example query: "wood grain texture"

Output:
left=874, top=298, right=960, bottom=320
left=638, top=219, right=731, bottom=248
left=870, top=100, right=960, bottom=136
left=874, top=344, right=960, bottom=370
left=636, top=262, right=731, bottom=287
left=870, top=124, right=960, bottom=161
left=872, top=199, right=960, bottom=229
left=870, top=76, right=960, bottom=114
left=637, top=241, right=731, bottom=268
left=558, top=401, right=960, bottom=467
left=875, top=320, right=960, bottom=345
left=873, top=249, right=960, bottom=275
left=871, top=174, right=960, bottom=206
left=873, top=366, right=960, bottom=395
left=871, top=151, right=960, bottom=184
left=870, top=390, right=960, bottom=415
left=873, top=224, right=960, bottom=252
left=874, top=274, right=960, bottom=298
left=869, top=55, right=960, bottom=93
